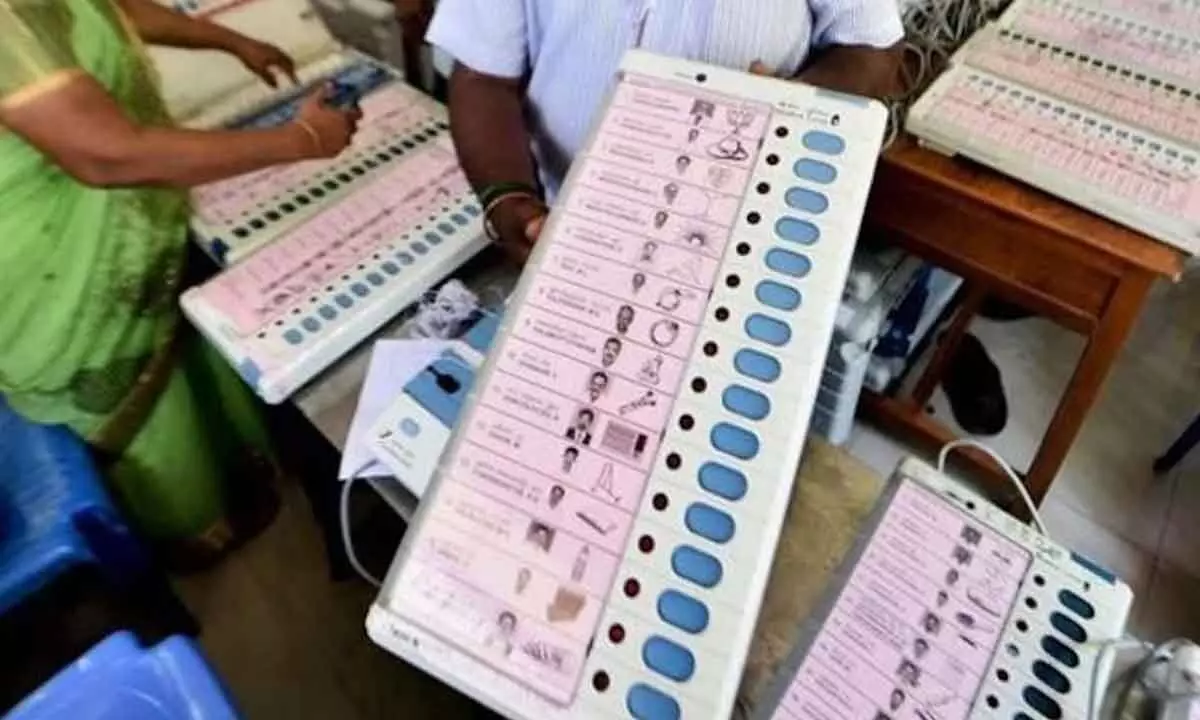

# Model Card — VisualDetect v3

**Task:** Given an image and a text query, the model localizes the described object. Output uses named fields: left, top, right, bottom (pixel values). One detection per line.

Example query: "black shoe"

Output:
left=980, top=296, right=1035, bottom=322
left=942, top=333, right=1009, bottom=436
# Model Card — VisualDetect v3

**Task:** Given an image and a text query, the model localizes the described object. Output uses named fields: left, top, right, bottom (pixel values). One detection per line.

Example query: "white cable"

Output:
left=936, top=438, right=1047, bottom=535
left=1087, top=636, right=1151, bottom=720
left=339, top=350, right=478, bottom=589
left=340, top=475, right=383, bottom=588
left=932, top=440, right=1198, bottom=719
left=885, top=0, right=996, bottom=141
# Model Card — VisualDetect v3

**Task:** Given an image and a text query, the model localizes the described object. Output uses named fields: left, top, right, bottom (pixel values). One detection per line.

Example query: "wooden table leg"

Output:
left=911, top=284, right=987, bottom=407
left=858, top=284, right=1025, bottom=504
left=1022, top=270, right=1155, bottom=503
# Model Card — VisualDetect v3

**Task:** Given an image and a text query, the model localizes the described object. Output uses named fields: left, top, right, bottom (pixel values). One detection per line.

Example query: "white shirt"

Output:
left=427, top=0, right=902, bottom=195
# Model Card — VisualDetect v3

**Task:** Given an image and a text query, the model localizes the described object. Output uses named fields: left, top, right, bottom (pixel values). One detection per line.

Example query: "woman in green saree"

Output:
left=0, top=0, right=361, bottom=566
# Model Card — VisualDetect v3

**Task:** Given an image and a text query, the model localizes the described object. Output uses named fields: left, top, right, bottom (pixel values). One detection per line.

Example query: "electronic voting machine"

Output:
left=906, top=0, right=1200, bottom=255
left=366, top=51, right=890, bottom=720
left=161, top=0, right=488, bottom=402
left=753, top=456, right=1133, bottom=720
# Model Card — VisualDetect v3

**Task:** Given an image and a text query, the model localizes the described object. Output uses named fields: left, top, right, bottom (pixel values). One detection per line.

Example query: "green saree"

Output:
left=1, top=0, right=275, bottom=554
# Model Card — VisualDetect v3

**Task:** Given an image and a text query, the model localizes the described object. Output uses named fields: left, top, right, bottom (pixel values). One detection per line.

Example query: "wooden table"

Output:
left=860, top=136, right=1186, bottom=507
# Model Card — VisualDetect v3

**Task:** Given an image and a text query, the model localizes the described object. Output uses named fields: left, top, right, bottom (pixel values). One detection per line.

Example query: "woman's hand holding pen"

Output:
left=291, top=85, right=363, bottom=159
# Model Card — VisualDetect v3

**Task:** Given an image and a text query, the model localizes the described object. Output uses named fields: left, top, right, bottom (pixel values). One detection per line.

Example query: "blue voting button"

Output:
left=802, top=129, right=846, bottom=155
left=785, top=187, right=830, bottom=214
left=1041, top=635, right=1080, bottom=668
left=794, top=158, right=838, bottom=183
left=400, top=418, right=421, bottom=437
left=685, top=502, right=735, bottom=544
left=722, top=385, right=770, bottom=421
left=1033, top=660, right=1071, bottom=694
left=642, top=636, right=695, bottom=682
left=671, top=545, right=723, bottom=588
left=698, top=462, right=748, bottom=501
left=734, top=349, right=780, bottom=383
left=711, top=422, right=759, bottom=459
left=755, top=280, right=801, bottom=312
left=774, top=217, right=820, bottom=245
left=765, top=248, right=812, bottom=278
left=657, top=590, right=709, bottom=634
left=1022, top=686, right=1063, bottom=720
left=1050, top=611, right=1087, bottom=643
left=745, top=314, right=792, bottom=347
left=1058, top=589, right=1096, bottom=620
left=626, top=684, right=680, bottom=720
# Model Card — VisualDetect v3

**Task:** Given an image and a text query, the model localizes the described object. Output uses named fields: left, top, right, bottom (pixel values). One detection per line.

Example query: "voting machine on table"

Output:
left=753, top=456, right=1133, bottom=720
left=367, top=50, right=889, bottom=719
left=152, top=0, right=346, bottom=132
left=161, top=0, right=488, bottom=403
left=906, top=0, right=1200, bottom=255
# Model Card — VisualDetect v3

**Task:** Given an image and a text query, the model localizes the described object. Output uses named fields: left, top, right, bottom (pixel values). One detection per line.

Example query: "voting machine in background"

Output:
left=907, top=0, right=1200, bottom=255
left=161, top=0, right=489, bottom=403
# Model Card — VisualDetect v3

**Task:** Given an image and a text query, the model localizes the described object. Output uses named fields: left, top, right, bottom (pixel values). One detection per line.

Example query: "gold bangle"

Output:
left=294, top=119, right=322, bottom=155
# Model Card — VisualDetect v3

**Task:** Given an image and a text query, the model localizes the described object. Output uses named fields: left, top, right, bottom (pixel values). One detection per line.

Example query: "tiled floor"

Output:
left=845, top=269, right=1200, bottom=643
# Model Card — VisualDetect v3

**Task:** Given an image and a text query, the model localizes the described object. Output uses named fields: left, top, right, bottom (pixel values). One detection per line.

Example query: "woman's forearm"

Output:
left=100, top=125, right=312, bottom=187
left=1, top=74, right=314, bottom=188
left=117, top=0, right=248, bottom=52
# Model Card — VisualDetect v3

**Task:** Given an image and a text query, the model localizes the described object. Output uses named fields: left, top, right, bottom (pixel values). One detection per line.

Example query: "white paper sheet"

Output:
left=337, top=339, right=452, bottom=481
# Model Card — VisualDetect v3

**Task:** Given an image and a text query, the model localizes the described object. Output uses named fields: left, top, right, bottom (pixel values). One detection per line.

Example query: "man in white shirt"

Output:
left=425, top=0, right=904, bottom=256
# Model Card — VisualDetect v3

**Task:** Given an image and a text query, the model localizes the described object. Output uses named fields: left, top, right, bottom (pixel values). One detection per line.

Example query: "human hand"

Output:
left=491, top=196, right=548, bottom=263
left=292, top=85, right=362, bottom=158
left=233, top=38, right=298, bottom=87
left=750, top=58, right=859, bottom=94
left=752, top=46, right=904, bottom=101
left=394, top=0, right=434, bottom=27
left=749, top=60, right=773, bottom=77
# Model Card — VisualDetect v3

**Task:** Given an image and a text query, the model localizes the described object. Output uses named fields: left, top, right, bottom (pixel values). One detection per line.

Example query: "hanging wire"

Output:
left=884, top=0, right=1011, bottom=147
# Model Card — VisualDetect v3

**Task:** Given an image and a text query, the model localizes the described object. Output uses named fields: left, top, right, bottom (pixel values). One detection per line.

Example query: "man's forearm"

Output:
left=798, top=43, right=904, bottom=101
left=447, top=63, right=547, bottom=255
left=117, top=0, right=249, bottom=52
left=448, top=64, right=538, bottom=192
